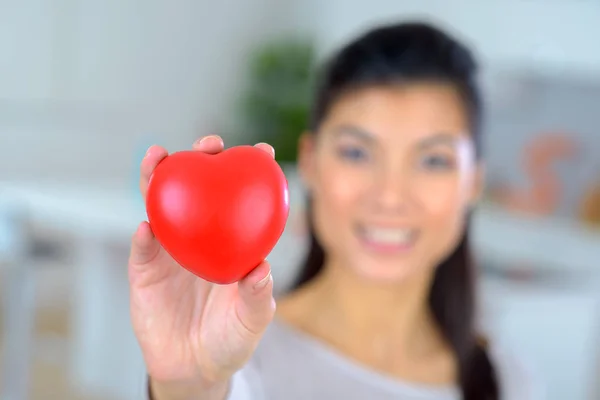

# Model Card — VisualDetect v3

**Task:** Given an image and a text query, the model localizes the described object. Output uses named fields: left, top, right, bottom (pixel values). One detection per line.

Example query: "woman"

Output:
left=130, top=21, right=539, bottom=399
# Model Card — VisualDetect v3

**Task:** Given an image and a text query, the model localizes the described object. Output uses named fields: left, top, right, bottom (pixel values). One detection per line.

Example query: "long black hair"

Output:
left=291, top=22, right=498, bottom=400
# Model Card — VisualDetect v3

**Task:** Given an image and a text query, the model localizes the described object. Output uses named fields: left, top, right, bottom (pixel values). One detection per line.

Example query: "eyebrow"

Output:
left=417, top=133, right=461, bottom=149
left=333, top=125, right=461, bottom=148
left=332, top=125, right=375, bottom=142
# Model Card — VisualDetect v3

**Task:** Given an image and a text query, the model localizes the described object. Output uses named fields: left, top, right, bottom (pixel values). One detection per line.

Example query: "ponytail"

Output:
left=429, top=233, right=499, bottom=399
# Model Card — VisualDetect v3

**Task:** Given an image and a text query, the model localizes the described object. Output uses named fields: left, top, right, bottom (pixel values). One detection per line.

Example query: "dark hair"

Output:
left=292, top=22, right=498, bottom=400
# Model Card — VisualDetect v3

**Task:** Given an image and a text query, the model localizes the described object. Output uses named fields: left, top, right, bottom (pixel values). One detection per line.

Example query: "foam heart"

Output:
left=146, top=145, right=289, bottom=284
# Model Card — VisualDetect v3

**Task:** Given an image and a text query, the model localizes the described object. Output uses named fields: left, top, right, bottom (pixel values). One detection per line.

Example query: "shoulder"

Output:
left=228, top=319, right=310, bottom=400
left=486, top=337, right=546, bottom=400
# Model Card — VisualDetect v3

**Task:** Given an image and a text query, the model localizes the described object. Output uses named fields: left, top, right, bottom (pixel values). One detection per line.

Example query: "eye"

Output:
left=420, top=154, right=454, bottom=170
left=337, top=146, right=368, bottom=162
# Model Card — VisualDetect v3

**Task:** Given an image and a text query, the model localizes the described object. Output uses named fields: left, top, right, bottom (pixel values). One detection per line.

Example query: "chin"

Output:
left=350, top=259, right=419, bottom=285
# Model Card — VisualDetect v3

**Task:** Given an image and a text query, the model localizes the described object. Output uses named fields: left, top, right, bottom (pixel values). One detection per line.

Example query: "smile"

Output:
left=355, top=225, right=418, bottom=253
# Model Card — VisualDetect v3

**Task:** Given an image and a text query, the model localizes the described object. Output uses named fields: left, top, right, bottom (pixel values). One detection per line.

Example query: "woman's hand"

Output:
left=129, top=135, right=277, bottom=399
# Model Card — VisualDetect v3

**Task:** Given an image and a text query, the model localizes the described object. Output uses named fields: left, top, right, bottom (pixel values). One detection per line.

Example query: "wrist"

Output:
left=149, top=376, right=230, bottom=400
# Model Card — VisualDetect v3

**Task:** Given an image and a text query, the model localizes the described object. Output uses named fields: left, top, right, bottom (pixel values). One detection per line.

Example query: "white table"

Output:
left=1, top=180, right=600, bottom=399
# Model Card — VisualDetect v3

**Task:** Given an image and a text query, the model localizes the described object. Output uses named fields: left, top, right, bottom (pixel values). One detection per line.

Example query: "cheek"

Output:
left=315, top=165, right=366, bottom=218
left=411, top=178, right=469, bottom=265
left=413, top=176, right=470, bottom=231
left=310, top=162, right=369, bottom=246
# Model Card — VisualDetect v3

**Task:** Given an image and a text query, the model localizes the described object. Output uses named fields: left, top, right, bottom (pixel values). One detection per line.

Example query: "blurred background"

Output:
left=1, top=0, right=600, bottom=399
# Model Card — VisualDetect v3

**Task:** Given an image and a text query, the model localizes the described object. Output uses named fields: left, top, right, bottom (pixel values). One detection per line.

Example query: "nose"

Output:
left=372, top=168, right=411, bottom=212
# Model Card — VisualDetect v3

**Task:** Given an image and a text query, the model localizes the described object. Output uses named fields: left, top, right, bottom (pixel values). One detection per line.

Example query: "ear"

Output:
left=297, top=131, right=317, bottom=190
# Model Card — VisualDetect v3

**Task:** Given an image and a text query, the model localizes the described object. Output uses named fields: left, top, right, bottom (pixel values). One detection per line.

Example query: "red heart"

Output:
left=146, top=145, right=290, bottom=284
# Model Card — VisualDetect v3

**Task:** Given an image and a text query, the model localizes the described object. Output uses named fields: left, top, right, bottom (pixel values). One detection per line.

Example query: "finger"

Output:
left=140, top=145, right=169, bottom=200
left=235, top=261, right=276, bottom=336
left=192, top=135, right=224, bottom=154
left=129, top=221, right=161, bottom=267
left=254, top=142, right=275, bottom=159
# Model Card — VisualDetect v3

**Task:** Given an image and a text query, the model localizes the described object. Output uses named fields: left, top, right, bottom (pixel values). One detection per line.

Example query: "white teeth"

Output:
left=363, top=228, right=414, bottom=245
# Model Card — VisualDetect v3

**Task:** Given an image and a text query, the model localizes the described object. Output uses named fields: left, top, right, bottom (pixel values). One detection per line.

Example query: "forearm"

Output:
left=148, top=376, right=230, bottom=400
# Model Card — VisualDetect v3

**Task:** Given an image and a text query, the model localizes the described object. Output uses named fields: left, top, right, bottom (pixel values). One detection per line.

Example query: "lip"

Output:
left=355, top=224, right=418, bottom=254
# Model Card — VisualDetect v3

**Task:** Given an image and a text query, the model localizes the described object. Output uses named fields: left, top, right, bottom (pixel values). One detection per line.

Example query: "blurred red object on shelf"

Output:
left=579, top=180, right=600, bottom=227
left=488, top=133, right=578, bottom=216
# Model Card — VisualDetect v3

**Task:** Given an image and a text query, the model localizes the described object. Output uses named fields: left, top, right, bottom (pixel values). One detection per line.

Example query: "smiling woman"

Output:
left=298, top=83, right=479, bottom=283
left=130, top=20, right=540, bottom=400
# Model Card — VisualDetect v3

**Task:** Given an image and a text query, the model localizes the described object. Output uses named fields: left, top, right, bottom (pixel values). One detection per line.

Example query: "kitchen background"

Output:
left=1, top=1, right=600, bottom=399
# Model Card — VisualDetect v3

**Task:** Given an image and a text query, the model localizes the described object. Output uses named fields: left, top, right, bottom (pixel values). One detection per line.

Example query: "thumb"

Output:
left=129, top=222, right=161, bottom=267
left=235, top=261, right=276, bottom=336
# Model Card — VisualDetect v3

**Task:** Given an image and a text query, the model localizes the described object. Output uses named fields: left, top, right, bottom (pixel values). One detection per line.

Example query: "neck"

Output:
left=305, top=259, right=442, bottom=357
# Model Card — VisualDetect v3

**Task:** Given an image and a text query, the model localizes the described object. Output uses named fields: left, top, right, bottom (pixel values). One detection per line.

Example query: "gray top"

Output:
left=228, top=318, right=543, bottom=400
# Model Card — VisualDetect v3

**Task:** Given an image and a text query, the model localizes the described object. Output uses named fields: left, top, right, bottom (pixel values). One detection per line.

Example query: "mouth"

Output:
left=355, top=224, right=418, bottom=254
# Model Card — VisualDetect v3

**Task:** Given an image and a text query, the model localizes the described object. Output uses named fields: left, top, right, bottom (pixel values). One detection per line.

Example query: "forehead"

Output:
left=321, top=83, right=470, bottom=142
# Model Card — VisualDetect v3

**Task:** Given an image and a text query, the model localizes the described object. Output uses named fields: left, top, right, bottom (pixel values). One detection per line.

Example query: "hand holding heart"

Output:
left=129, top=136, right=281, bottom=398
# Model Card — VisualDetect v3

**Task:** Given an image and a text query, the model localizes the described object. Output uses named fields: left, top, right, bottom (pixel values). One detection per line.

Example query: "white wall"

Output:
left=306, top=0, right=600, bottom=78
left=3, top=0, right=600, bottom=185
left=4, top=0, right=599, bottom=185
left=0, top=0, right=289, bottom=184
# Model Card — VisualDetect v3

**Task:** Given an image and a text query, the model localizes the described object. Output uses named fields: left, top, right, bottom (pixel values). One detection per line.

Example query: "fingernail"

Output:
left=256, top=143, right=275, bottom=157
left=195, top=135, right=219, bottom=146
left=144, top=146, right=154, bottom=158
left=253, top=272, right=272, bottom=291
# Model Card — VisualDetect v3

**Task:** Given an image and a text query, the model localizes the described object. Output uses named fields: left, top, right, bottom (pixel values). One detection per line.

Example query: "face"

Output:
left=299, top=83, right=483, bottom=284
